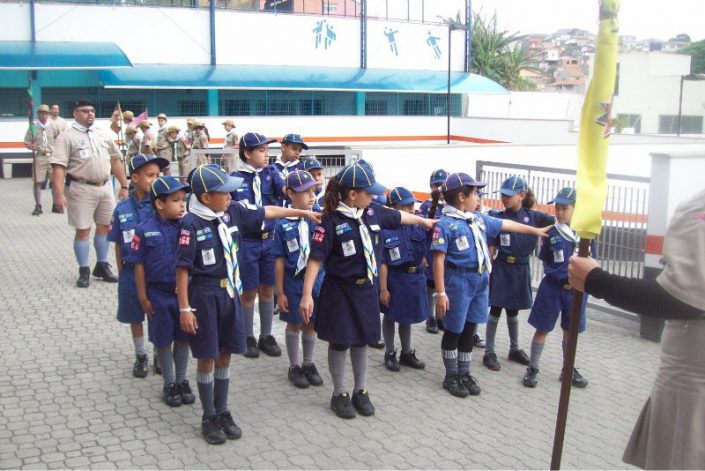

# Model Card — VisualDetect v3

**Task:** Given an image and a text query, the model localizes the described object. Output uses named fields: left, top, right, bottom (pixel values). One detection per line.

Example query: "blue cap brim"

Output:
left=289, top=179, right=318, bottom=193
left=430, top=178, right=445, bottom=185
left=133, top=156, right=171, bottom=172
left=284, top=141, right=309, bottom=150
left=498, top=188, right=523, bottom=196
left=548, top=197, right=574, bottom=205
left=212, top=175, right=243, bottom=193
left=394, top=196, right=416, bottom=206
left=365, top=181, right=387, bottom=196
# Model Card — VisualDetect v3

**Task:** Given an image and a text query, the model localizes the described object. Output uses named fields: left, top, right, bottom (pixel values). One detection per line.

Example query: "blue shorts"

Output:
left=443, top=267, right=490, bottom=334
left=149, top=286, right=190, bottom=348
left=239, top=237, right=275, bottom=291
left=116, top=265, right=145, bottom=324
left=279, top=271, right=321, bottom=325
left=188, top=279, right=246, bottom=359
left=528, top=277, right=587, bottom=333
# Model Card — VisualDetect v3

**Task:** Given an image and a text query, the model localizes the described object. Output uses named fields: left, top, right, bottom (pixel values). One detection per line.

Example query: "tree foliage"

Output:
left=679, top=39, right=705, bottom=74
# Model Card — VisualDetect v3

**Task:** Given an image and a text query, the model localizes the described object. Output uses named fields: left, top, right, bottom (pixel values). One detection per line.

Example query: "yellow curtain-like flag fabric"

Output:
left=572, top=0, right=620, bottom=239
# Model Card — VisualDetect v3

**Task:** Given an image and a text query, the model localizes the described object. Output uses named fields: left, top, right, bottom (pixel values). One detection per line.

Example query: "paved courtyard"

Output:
left=0, top=178, right=661, bottom=469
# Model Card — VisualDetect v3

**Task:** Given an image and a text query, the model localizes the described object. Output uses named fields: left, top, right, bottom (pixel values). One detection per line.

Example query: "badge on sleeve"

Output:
left=455, top=235, right=470, bottom=251
left=179, top=229, right=191, bottom=246
left=202, top=248, right=216, bottom=266
left=312, top=226, right=325, bottom=243
left=342, top=240, right=356, bottom=257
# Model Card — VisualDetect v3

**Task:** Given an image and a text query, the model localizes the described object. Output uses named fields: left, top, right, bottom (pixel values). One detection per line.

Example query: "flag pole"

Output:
left=27, top=76, right=38, bottom=201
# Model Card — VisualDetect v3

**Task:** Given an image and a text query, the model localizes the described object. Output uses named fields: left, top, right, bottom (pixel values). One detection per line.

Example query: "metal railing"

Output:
left=476, top=160, right=650, bottom=284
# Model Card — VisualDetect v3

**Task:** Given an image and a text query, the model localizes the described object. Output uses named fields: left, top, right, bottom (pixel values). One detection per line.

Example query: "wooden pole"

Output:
left=550, top=237, right=591, bottom=469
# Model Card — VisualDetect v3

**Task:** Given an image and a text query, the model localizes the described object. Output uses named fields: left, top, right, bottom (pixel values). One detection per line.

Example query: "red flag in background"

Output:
left=131, top=110, right=148, bottom=128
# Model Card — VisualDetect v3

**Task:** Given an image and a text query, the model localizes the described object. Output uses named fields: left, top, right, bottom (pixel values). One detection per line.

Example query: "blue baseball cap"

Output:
left=190, top=165, right=243, bottom=195
left=286, top=170, right=318, bottom=193
left=498, top=175, right=528, bottom=196
left=186, top=163, right=226, bottom=187
left=430, top=169, right=448, bottom=185
left=150, top=176, right=190, bottom=202
left=548, top=187, right=576, bottom=205
left=128, top=153, right=170, bottom=175
left=388, top=187, right=416, bottom=206
left=373, top=193, right=387, bottom=205
left=282, top=133, right=309, bottom=150
left=239, top=132, right=278, bottom=149
left=336, top=161, right=386, bottom=195
left=441, top=172, right=487, bottom=193
left=302, top=157, right=323, bottom=171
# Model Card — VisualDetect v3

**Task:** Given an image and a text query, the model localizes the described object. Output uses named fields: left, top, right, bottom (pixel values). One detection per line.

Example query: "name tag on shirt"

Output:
left=456, top=235, right=470, bottom=251
left=553, top=249, right=565, bottom=263
left=388, top=247, right=401, bottom=262
left=342, top=240, right=356, bottom=257
left=287, top=238, right=300, bottom=253
left=79, top=149, right=89, bottom=159
left=500, top=234, right=511, bottom=246
left=122, top=229, right=135, bottom=244
left=202, top=248, right=216, bottom=266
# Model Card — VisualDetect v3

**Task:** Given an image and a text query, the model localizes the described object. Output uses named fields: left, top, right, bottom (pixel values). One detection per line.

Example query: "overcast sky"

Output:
left=427, top=0, right=705, bottom=41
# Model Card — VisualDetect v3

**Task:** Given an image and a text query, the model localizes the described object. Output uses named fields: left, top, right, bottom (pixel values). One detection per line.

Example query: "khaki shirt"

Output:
left=126, top=135, right=142, bottom=159
left=155, top=127, right=169, bottom=156
left=48, top=116, right=69, bottom=138
left=24, top=121, right=54, bottom=157
left=50, top=124, right=122, bottom=182
left=192, top=132, right=209, bottom=149
left=165, top=136, right=189, bottom=161
left=657, top=188, right=705, bottom=311
left=224, top=130, right=239, bottom=149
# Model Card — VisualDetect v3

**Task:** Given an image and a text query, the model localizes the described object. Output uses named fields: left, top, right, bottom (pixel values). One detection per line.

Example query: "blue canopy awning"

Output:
left=0, top=41, right=132, bottom=70
left=99, top=64, right=506, bottom=94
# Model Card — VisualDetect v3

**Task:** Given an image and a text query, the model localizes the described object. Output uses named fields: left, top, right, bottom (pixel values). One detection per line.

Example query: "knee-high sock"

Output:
left=485, top=309, right=501, bottom=353
left=173, top=343, right=190, bottom=383
left=398, top=323, right=412, bottom=354
left=243, top=305, right=255, bottom=338
left=350, top=345, right=368, bottom=391
left=94, top=234, right=109, bottom=263
left=157, top=346, right=175, bottom=385
left=197, top=371, right=215, bottom=417
left=507, top=312, right=520, bottom=351
left=302, top=333, right=316, bottom=367
left=213, top=367, right=230, bottom=415
left=426, top=286, right=435, bottom=320
left=328, top=347, right=347, bottom=396
left=259, top=299, right=274, bottom=337
left=73, top=239, right=90, bottom=267
left=382, top=316, right=396, bottom=354
left=285, top=329, right=301, bottom=367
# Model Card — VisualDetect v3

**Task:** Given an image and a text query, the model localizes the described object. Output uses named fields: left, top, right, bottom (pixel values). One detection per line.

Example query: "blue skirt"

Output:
left=489, top=260, right=533, bottom=309
left=279, top=270, right=322, bottom=325
left=381, top=270, right=428, bottom=325
left=315, top=276, right=380, bottom=345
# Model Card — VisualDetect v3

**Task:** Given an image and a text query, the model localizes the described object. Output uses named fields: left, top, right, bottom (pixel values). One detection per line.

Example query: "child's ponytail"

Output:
left=323, top=175, right=341, bottom=217
left=428, top=188, right=442, bottom=218
left=522, top=188, right=537, bottom=210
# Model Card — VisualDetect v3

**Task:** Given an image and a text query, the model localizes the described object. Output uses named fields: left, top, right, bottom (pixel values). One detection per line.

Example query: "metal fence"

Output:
left=476, top=160, right=650, bottom=283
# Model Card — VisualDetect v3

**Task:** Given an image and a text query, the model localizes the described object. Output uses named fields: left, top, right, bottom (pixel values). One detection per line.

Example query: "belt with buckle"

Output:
left=563, top=283, right=572, bottom=290
left=261, top=232, right=270, bottom=240
left=390, top=265, right=423, bottom=274
left=447, top=262, right=484, bottom=274
left=498, top=253, right=529, bottom=265
left=149, top=282, right=178, bottom=294
left=354, top=278, right=367, bottom=285
left=67, top=174, right=108, bottom=186
left=220, top=278, right=229, bottom=288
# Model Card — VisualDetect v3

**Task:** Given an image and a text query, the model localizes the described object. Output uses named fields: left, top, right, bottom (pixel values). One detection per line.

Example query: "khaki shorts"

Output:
left=177, top=156, right=193, bottom=180
left=67, top=181, right=116, bottom=229
left=33, top=155, right=52, bottom=182
left=223, top=153, right=238, bottom=173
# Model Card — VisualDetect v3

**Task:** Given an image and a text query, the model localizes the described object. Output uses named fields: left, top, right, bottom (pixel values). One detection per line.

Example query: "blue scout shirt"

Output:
left=417, top=199, right=444, bottom=219
left=107, top=193, right=154, bottom=259
left=272, top=217, right=325, bottom=286
left=381, top=224, right=428, bottom=268
left=310, top=205, right=402, bottom=278
left=274, top=159, right=305, bottom=177
left=126, top=214, right=180, bottom=286
left=539, top=225, right=596, bottom=281
left=488, top=207, right=554, bottom=258
left=175, top=201, right=265, bottom=278
left=231, top=165, right=286, bottom=232
left=431, top=212, right=503, bottom=268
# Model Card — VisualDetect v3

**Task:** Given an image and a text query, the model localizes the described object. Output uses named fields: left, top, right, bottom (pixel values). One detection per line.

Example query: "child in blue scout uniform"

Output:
left=483, top=176, right=555, bottom=372
left=108, top=154, right=169, bottom=378
left=176, top=165, right=320, bottom=444
left=303, top=157, right=325, bottom=211
left=523, top=187, right=592, bottom=389
left=274, top=133, right=308, bottom=178
left=230, top=132, right=288, bottom=358
left=300, top=161, right=435, bottom=419
left=273, top=170, right=326, bottom=389
left=379, top=187, right=428, bottom=372
left=417, top=169, right=448, bottom=334
left=129, top=176, right=195, bottom=408
left=431, top=173, right=550, bottom=398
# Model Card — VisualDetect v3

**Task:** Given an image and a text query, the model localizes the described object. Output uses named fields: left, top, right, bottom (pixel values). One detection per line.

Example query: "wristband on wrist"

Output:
left=179, top=307, right=195, bottom=313
left=433, top=291, right=446, bottom=298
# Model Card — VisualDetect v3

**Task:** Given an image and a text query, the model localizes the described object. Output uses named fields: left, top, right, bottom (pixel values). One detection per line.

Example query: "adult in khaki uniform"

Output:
left=191, top=121, right=210, bottom=166
left=222, top=119, right=239, bottom=172
left=49, top=104, right=69, bottom=138
left=125, top=126, right=141, bottom=160
left=155, top=113, right=172, bottom=175
left=138, top=120, right=156, bottom=154
left=51, top=100, right=129, bottom=288
left=162, top=125, right=190, bottom=181
left=24, top=104, right=58, bottom=216
left=122, top=110, right=135, bottom=127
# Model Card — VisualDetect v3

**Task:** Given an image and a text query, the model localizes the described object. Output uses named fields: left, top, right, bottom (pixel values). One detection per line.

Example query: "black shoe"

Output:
left=218, top=411, right=242, bottom=440
left=77, top=266, right=90, bottom=288
left=561, top=368, right=589, bottom=388
left=443, top=374, right=468, bottom=398
left=288, top=366, right=310, bottom=389
left=482, top=352, right=501, bottom=371
left=178, top=380, right=196, bottom=404
left=153, top=354, right=162, bottom=376
left=201, top=414, right=227, bottom=445
left=351, top=389, right=375, bottom=416
left=162, top=382, right=182, bottom=407
left=437, top=318, right=445, bottom=332
left=92, top=262, right=118, bottom=283
left=244, top=336, right=259, bottom=358
left=426, top=318, right=439, bottom=334
left=51, top=204, right=64, bottom=214
left=460, top=374, right=482, bottom=396
left=473, top=334, right=486, bottom=348
left=302, top=363, right=323, bottom=386
left=384, top=350, right=401, bottom=372
left=133, top=354, right=148, bottom=378
left=368, top=340, right=385, bottom=349
left=31, top=204, right=42, bottom=216
left=523, top=367, right=539, bottom=388
left=258, top=335, right=281, bottom=357
left=399, top=350, right=425, bottom=369
left=330, top=393, right=356, bottom=419
left=508, top=349, right=531, bottom=366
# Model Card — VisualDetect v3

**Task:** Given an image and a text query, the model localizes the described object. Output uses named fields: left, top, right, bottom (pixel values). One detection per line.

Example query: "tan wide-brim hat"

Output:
left=167, top=125, right=181, bottom=133
left=222, top=119, right=235, bottom=127
left=122, top=110, right=134, bottom=120
left=138, top=120, right=152, bottom=129
left=37, top=104, right=50, bottom=113
left=125, top=125, right=137, bottom=135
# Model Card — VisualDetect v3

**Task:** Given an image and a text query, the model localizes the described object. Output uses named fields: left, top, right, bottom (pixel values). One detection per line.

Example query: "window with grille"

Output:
left=617, top=113, right=641, bottom=133
left=220, top=99, right=251, bottom=116
left=659, top=115, right=703, bottom=134
left=177, top=100, right=206, bottom=116
left=0, top=88, right=27, bottom=118
left=365, top=100, right=387, bottom=115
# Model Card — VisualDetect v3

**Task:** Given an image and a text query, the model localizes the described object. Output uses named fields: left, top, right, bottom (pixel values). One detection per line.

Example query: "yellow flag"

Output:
left=572, top=0, right=620, bottom=239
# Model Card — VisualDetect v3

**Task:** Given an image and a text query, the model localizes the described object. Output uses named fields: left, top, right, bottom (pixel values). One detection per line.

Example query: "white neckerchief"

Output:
left=189, top=197, right=241, bottom=297
left=34, top=120, right=48, bottom=147
left=336, top=202, right=377, bottom=282
left=239, top=163, right=263, bottom=207
left=286, top=216, right=310, bottom=275
left=555, top=222, right=580, bottom=244
left=275, top=157, right=300, bottom=178
left=315, top=187, right=325, bottom=204
left=442, top=205, right=492, bottom=273
left=72, top=122, right=99, bottom=154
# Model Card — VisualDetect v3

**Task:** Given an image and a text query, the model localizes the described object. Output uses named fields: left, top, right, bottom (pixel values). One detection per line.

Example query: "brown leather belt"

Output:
left=67, top=174, right=108, bottom=186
